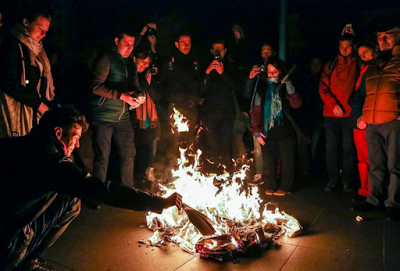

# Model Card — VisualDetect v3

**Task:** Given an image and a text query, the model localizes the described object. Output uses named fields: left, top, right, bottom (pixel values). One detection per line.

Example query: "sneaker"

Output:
left=17, top=257, right=53, bottom=271
left=324, top=181, right=337, bottom=192
left=351, top=201, right=375, bottom=212
left=273, top=190, right=287, bottom=196
left=249, top=173, right=264, bottom=186
left=265, top=190, right=274, bottom=196
left=145, top=167, right=156, bottom=182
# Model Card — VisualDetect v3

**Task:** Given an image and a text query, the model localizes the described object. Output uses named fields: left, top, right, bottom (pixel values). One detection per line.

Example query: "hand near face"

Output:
left=206, top=60, right=223, bottom=74
left=249, top=65, right=261, bottom=79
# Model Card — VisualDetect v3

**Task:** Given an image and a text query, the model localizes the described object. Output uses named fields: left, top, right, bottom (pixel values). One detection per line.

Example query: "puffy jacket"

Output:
left=89, top=49, right=141, bottom=122
left=319, top=55, right=357, bottom=117
left=362, top=46, right=400, bottom=125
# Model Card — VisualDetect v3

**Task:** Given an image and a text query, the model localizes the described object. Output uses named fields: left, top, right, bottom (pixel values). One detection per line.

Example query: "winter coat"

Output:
left=362, top=46, right=400, bottom=125
left=319, top=55, right=357, bottom=118
left=89, top=49, right=141, bottom=122
left=0, top=36, right=52, bottom=137
left=158, top=49, right=201, bottom=108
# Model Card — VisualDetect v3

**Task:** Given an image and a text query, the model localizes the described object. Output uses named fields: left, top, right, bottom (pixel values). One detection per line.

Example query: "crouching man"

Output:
left=0, top=106, right=182, bottom=271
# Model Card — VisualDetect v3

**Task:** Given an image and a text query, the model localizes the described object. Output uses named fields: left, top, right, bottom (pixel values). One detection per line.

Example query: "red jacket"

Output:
left=319, top=55, right=357, bottom=117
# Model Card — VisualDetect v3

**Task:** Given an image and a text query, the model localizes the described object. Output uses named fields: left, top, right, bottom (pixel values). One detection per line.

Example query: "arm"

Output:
left=319, top=61, right=341, bottom=111
left=0, top=38, right=42, bottom=109
left=285, top=81, right=302, bottom=109
left=91, top=54, right=122, bottom=99
left=51, top=159, right=179, bottom=213
left=353, top=75, right=367, bottom=120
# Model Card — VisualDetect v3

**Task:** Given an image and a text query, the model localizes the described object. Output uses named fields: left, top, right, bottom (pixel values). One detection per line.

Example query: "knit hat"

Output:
left=342, top=24, right=356, bottom=36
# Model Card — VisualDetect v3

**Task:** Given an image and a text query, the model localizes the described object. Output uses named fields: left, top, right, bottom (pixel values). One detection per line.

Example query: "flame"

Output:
left=142, top=110, right=302, bottom=256
left=171, top=107, right=189, bottom=133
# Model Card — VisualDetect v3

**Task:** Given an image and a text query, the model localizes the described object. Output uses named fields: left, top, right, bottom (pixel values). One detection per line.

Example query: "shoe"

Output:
left=145, top=167, right=156, bottom=182
left=17, top=257, right=53, bottom=271
left=249, top=173, right=264, bottom=186
left=351, top=201, right=375, bottom=212
left=324, top=181, right=337, bottom=192
left=342, top=182, right=353, bottom=193
left=351, top=195, right=367, bottom=203
left=273, top=190, right=287, bottom=196
left=265, top=190, right=274, bottom=196
left=386, top=207, right=400, bottom=222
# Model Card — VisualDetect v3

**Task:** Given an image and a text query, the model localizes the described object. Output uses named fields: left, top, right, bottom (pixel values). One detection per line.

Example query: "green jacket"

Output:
left=89, top=49, right=141, bottom=122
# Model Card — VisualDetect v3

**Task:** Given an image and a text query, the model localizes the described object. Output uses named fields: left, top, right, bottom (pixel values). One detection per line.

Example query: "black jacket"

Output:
left=158, top=49, right=201, bottom=107
left=0, top=127, right=166, bottom=246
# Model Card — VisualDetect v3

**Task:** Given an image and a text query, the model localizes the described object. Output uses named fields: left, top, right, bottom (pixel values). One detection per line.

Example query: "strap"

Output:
left=18, top=43, right=26, bottom=87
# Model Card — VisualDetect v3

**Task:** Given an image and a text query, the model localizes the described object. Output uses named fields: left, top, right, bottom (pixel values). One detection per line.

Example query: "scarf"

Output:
left=10, top=23, right=55, bottom=101
left=263, top=78, right=283, bottom=134
left=136, top=91, right=158, bottom=129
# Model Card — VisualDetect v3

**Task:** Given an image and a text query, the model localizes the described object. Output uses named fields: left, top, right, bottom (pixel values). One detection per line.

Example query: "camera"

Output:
left=146, top=27, right=156, bottom=37
left=258, top=66, right=266, bottom=72
left=148, top=65, right=156, bottom=74
left=214, top=51, right=222, bottom=62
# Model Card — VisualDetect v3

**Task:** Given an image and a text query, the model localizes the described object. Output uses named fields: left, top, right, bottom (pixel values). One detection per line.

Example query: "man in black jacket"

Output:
left=158, top=32, right=201, bottom=162
left=0, top=106, right=181, bottom=271
left=199, top=38, right=237, bottom=173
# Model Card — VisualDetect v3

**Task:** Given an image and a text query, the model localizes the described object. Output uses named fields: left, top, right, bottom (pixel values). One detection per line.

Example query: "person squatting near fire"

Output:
left=89, top=28, right=145, bottom=189
left=247, top=56, right=303, bottom=196
left=158, top=32, right=202, bottom=168
left=198, top=38, right=242, bottom=174
left=0, top=12, right=55, bottom=138
left=319, top=25, right=357, bottom=193
left=132, top=49, right=161, bottom=188
left=0, top=106, right=182, bottom=271
left=352, top=25, right=400, bottom=222
left=351, top=39, right=378, bottom=202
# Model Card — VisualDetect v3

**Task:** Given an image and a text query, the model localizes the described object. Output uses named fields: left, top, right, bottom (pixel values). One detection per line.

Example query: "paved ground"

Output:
left=45, top=181, right=399, bottom=271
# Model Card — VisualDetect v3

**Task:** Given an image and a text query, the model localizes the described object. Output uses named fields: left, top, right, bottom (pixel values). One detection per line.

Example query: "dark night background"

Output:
left=1, top=0, right=399, bottom=70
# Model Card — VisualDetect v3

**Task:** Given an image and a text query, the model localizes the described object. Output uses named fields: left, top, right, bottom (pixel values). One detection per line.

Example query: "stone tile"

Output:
left=281, top=246, right=382, bottom=271
left=177, top=244, right=296, bottom=271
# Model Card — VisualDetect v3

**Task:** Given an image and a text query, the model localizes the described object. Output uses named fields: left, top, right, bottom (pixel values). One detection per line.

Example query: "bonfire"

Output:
left=139, top=108, right=302, bottom=261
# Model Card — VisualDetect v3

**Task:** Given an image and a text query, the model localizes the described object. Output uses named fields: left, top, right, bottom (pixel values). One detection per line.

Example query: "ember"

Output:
left=140, top=108, right=302, bottom=261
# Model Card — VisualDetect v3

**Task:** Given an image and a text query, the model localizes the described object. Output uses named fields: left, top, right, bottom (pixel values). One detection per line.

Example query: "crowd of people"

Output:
left=0, top=8, right=400, bottom=271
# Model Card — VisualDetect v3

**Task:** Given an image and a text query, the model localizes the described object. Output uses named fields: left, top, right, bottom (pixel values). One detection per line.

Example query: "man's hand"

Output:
left=333, top=105, right=345, bottom=117
left=357, top=117, right=367, bottom=130
left=256, top=133, right=266, bottom=146
left=140, top=23, right=157, bottom=36
left=38, top=102, right=49, bottom=114
left=148, top=35, right=156, bottom=52
left=120, top=92, right=139, bottom=106
left=206, top=60, right=224, bottom=75
left=164, top=192, right=182, bottom=210
left=249, top=65, right=262, bottom=79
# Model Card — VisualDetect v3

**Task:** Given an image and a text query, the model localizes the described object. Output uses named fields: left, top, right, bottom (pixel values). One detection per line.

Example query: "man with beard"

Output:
left=198, top=38, right=237, bottom=173
left=158, top=32, right=201, bottom=166
left=353, top=25, right=400, bottom=221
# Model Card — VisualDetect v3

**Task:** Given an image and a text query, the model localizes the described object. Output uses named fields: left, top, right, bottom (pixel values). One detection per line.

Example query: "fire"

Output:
left=140, top=108, right=302, bottom=260
left=170, top=107, right=189, bottom=133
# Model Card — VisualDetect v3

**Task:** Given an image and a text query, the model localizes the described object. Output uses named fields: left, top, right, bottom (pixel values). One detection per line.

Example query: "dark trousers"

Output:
left=200, top=113, right=235, bottom=170
left=261, top=139, right=296, bottom=191
left=134, top=128, right=157, bottom=181
left=366, top=120, right=400, bottom=207
left=92, top=120, right=136, bottom=187
left=0, top=194, right=80, bottom=270
left=324, top=116, right=354, bottom=186
left=167, top=103, right=198, bottom=160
